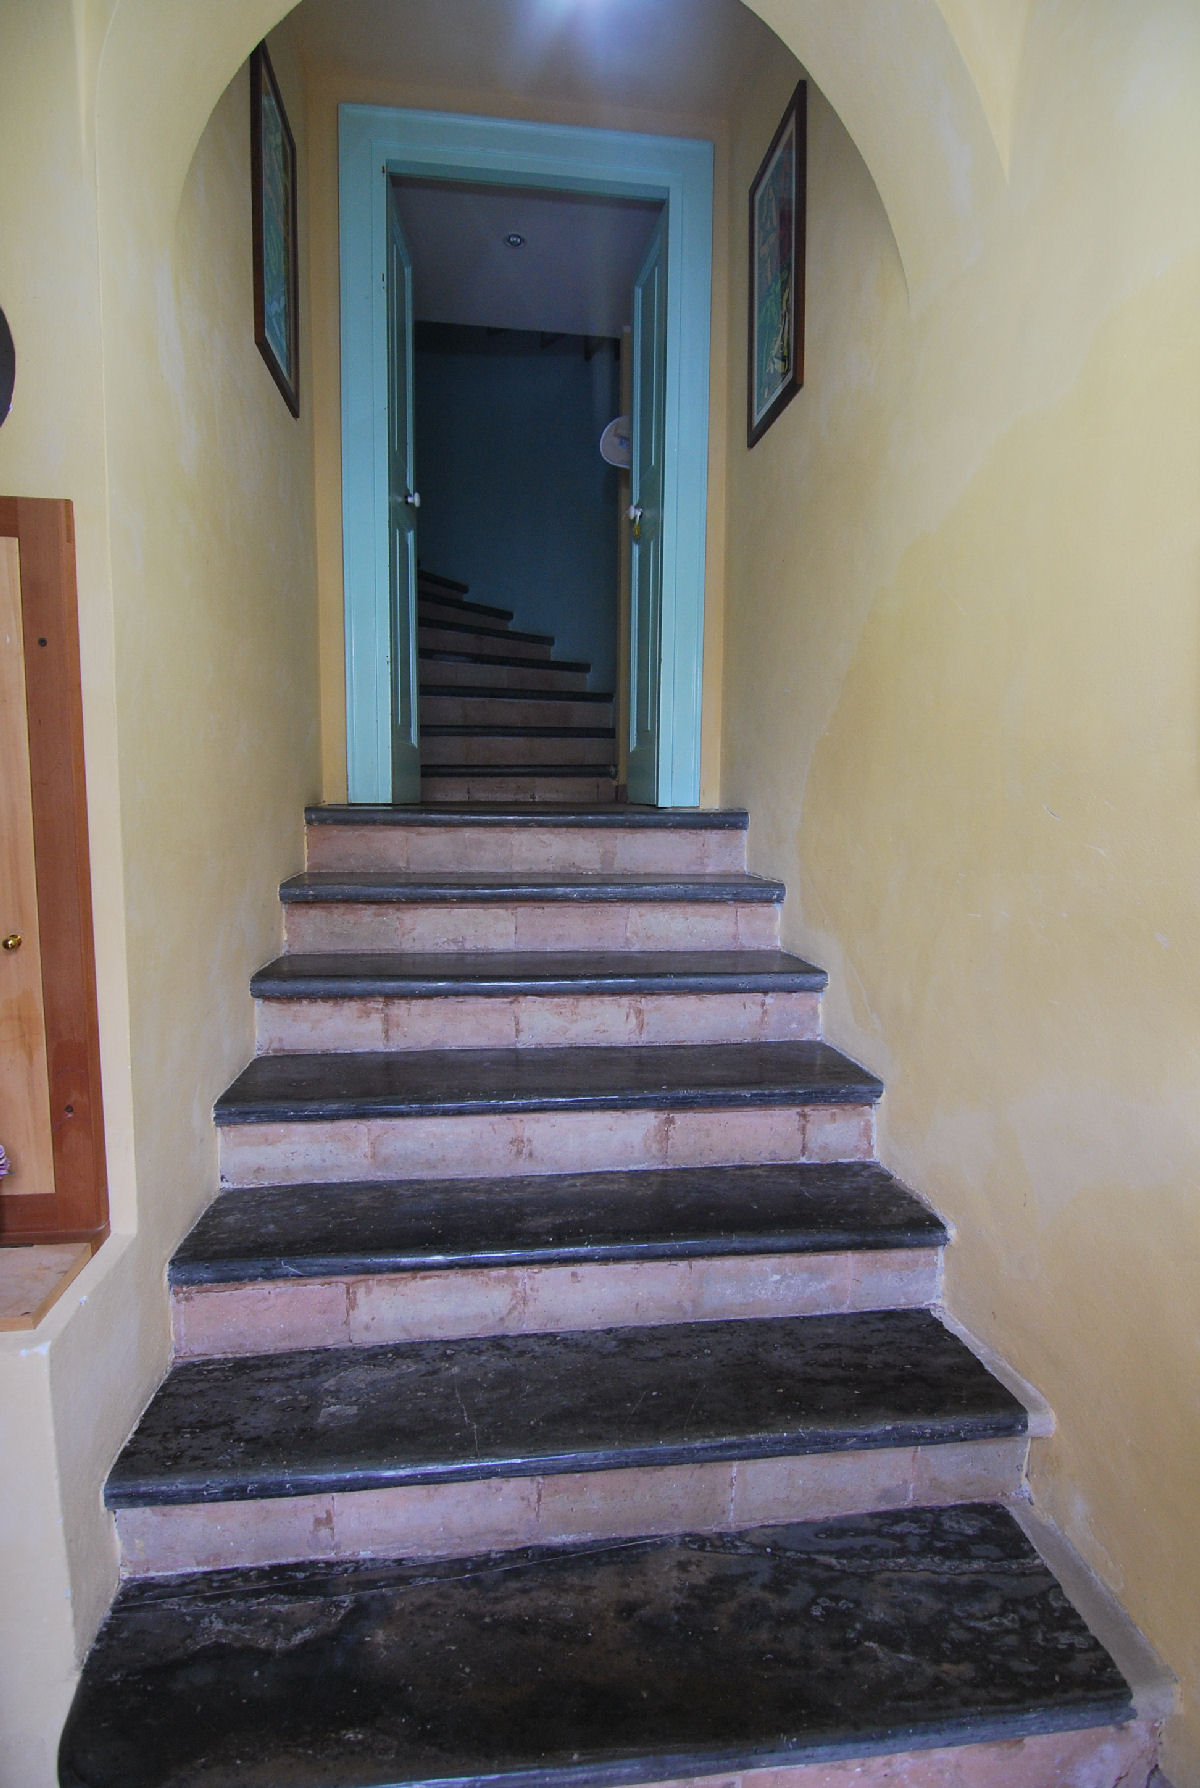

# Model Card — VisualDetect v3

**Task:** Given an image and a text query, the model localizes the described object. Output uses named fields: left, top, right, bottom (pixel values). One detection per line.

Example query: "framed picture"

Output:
left=747, top=80, right=806, bottom=447
left=250, top=43, right=299, bottom=416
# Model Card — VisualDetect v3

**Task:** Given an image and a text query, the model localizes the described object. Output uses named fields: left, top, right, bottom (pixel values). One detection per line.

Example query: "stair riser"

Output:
left=254, top=991, right=821, bottom=1054
left=283, top=901, right=781, bottom=954
left=218, top=1103, right=876, bottom=1187
left=171, top=1247, right=940, bottom=1359
left=419, top=624, right=553, bottom=659
left=420, top=658, right=587, bottom=691
left=421, top=734, right=615, bottom=768
left=719, top=1727, right=1159, bottom=1788
left=421, top=773, right=617, bottom=801
left=421, top=696, right=613, bottom=728
left=113, top=1436, right=1026, bottom=1578
left=305, top=825, right=748, bottom=875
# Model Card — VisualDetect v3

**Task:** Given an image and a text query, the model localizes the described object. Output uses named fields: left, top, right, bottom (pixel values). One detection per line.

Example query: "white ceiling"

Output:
left=393, top=181, right=662, bottom=337
left=290, top=0, right=779, bottom=120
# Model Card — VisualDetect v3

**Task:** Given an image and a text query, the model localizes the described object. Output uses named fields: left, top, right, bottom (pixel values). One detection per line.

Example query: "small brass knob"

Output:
left=2, top=934, right=22, bottom=952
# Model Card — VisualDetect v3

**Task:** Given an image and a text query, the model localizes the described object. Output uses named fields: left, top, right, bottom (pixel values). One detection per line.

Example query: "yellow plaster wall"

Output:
left=722, top=5, right=1200, bottom=1779
left=0, top=11, right=319, bottom=1780
left=301, top=58, right=731, bottom=807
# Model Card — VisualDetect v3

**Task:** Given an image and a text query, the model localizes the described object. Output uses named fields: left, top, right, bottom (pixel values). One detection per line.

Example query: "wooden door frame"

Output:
left=338, top=104, right=713, bottom=806
left=0, top=498, right=108, bottom=1246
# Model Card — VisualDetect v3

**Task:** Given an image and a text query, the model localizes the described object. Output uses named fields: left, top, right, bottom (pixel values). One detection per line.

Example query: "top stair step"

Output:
left=305, top=806, right=751, bottom=874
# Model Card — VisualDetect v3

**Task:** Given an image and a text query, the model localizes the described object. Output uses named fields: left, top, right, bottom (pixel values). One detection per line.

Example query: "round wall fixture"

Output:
left=0, top=306, right=13, bottom=427
left=503, top=232, right=526, bottom=249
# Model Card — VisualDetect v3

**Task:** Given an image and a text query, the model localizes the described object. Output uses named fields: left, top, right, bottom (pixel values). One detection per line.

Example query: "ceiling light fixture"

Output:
left=503, top=232, right=527, bottom=248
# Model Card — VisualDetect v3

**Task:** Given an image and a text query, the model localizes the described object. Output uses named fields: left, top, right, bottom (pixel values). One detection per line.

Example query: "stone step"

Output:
left=216, top=1038, right=878, bottom=1125
left=106, top=1310, right=1029, bottom=1574
left=420, top=688, right=615, bottom=729
left=421, top=769, right=618, bottom=803
left=417, top=570, right=470, bottom=596
left=418, top=620, right=556, bottom=659
left=279, top=870, right=783, bottom=953
left=59, top=1504, right=1147, bottom=1788
left=169, top=1161, right=946, bottom=1357
left=250, top=949, right=826, bottom=1053
left=419, top=648, right=590, bottom=691
left=418, top=593, right=515, bottom=623
left=215, top=1039, right=880, bottom=1187
left=420, top=727, right=616, bottom=768
left=304, top=804, right=750, bottom=875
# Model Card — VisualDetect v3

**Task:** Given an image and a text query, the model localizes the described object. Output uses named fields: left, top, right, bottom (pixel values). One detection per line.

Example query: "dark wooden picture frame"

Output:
left=250, top=42, right=300, bottom=417
left=748, top=80, right=806, bottom=447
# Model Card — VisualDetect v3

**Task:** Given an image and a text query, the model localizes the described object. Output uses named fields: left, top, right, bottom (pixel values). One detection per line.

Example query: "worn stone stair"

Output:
left=417, top=571, right=617, bottom=802
left=58, top=801, right=1161, bottom=1788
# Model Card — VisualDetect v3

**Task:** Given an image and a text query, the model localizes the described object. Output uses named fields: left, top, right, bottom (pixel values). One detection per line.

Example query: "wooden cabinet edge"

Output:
left=0, top=499, right=109, bottom=1245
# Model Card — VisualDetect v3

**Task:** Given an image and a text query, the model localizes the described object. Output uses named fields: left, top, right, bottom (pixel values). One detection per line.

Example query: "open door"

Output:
left=386, top=181, right=421, bottom=800
left=625, top=210, right=668, bottom=805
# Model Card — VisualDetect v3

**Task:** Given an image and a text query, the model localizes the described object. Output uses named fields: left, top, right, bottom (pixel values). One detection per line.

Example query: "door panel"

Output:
left=386, top=183, right=421, bottom=800
left=626, top=210, right=668, bottom=806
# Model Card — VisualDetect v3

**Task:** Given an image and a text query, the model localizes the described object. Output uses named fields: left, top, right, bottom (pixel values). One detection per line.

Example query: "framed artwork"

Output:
left=747, top=80, right=806, bottom=447
left=251, top=43, right=300, bottom=417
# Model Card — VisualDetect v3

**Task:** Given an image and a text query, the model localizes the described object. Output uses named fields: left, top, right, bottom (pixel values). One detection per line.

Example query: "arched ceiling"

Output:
left=92, top=0, right=1014, bottom=305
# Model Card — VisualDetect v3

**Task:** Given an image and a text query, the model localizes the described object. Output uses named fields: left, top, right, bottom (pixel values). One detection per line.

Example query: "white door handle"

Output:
left=405, top=490, right=421, bottom=509
left=628, top=503, right=643, bottom=541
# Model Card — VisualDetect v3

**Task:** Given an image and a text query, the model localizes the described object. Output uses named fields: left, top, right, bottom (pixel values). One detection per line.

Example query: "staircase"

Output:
left=59, top=803, right=1160, bottom=1788
left=418, top=571, right=618, bottom=803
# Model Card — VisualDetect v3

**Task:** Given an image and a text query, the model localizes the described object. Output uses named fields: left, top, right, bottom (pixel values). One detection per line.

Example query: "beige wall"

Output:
left=0, top=9, right=319, bottom=1781
left=302, top=60, right=731, bottom=807
left=4, top=0, right=1200, bottom=1779
left=723, top=5, right=1200, bottom=1780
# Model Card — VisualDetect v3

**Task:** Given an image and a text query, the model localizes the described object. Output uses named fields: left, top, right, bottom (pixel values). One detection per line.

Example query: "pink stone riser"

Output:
left=304, top=824, right=748, bottom=875
left=420, top=733, right=614, bottom=768
left=218, top=1103, right=876, bottom=1188
left=171, top=1247, right=940, bottom=1359
left=282, top=900, right=781, bottom=954
left=254, top=990, right=821, bottom=1054
left=114, top=1436, right=1027, bottom=1580
left=420, top=774, right=617, bottom=802
left=607, top=1729, right=1160, bottom=1788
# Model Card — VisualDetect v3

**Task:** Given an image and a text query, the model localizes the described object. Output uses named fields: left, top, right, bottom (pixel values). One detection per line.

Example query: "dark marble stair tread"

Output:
left=418, top=683, right=616, bottom=703
left=305, top=806, right=749, bottom=829
left=418, top=594, right=515, bottom=621
left=214, top=1040, right=882, bottom=1124
left=418, top=617, right=557, bottom=646
left=420, top=647, right=593, bottom=671
left=250, top=949, right=827, bottom=999
left=106, top=1309, right=1025, bottom=1507
left=279, top=870, right=784, bottom=904
left=417, top=570, right=470, bottom=593
left=171, top=1161, right=947, bottom=1285
left=58, top=1504, right=1135, bottom=1788
left=421, top=725, right=617, bottom=738
left=423, top=765, right=617, bottom=779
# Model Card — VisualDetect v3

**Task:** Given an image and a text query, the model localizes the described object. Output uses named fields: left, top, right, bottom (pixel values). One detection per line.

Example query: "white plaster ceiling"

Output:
left=290, top=0, right=779, bottom=120
left=392, top=181, right=662, bottom=337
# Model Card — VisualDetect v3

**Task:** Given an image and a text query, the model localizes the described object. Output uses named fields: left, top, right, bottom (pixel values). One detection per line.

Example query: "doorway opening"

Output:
left=339, top=105, right=713, bottom=807
left=394, top=176, right=663, bottom=803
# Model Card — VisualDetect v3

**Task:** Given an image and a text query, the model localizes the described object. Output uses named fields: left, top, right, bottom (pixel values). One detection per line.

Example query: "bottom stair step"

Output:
left=59, top=1503, right=1141, bottom=1788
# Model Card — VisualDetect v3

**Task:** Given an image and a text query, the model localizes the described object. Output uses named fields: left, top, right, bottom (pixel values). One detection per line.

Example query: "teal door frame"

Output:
left=338, top=103, right=713, bottom=806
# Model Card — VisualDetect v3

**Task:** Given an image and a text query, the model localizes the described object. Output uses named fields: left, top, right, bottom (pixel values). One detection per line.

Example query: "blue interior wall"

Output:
left=414, top=331, right=622, bottom=691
